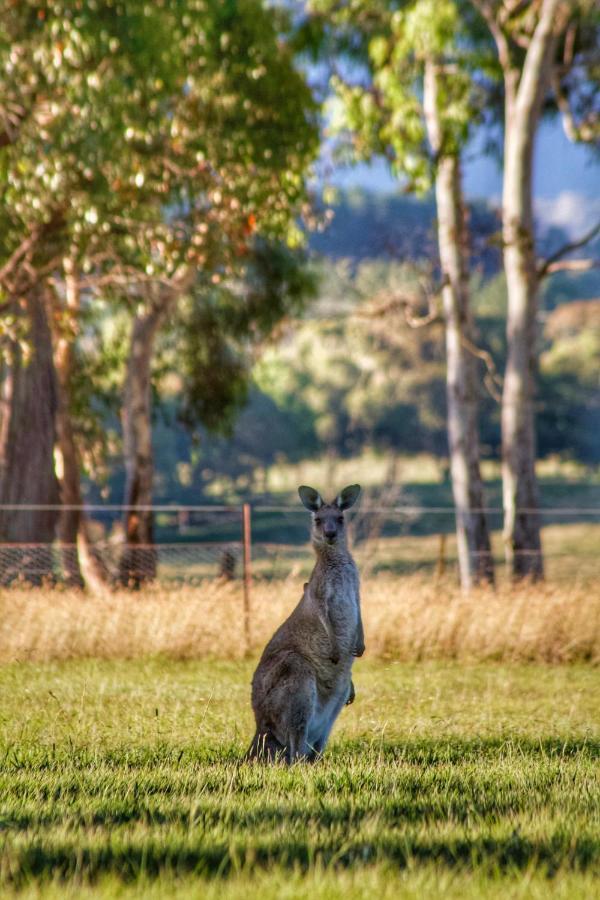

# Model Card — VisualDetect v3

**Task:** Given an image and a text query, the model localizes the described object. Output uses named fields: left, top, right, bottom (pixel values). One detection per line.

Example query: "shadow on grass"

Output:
left=334, top=736, right=600, bottom=762
left=3, top=736, right=599, bottom=888
left=6, top=830, right=600, bottom=889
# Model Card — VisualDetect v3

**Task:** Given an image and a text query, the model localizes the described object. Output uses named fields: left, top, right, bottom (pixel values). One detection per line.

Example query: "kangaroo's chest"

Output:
left=324, top=568, right=359, bottom=626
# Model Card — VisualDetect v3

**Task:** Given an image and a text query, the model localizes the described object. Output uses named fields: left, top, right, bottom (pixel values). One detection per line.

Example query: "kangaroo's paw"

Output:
left=345, top=680, right=355, bottom=705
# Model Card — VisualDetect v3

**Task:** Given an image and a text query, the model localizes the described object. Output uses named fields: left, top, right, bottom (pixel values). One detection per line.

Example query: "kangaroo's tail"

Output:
left=245, top=730, right=286, bottom=763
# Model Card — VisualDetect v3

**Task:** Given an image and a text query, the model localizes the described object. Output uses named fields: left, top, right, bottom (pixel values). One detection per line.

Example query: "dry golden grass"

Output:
left=1, top=573, right=598, bottom=665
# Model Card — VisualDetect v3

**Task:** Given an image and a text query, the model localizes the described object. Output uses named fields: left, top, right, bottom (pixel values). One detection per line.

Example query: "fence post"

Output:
left=435, top=533, right=447, bottom=580
left=242, top=502, right=252, bottom=654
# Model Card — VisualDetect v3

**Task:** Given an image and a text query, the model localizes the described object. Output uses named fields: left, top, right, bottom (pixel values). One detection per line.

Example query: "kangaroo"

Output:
left=246, top=484, right=364, bottom=764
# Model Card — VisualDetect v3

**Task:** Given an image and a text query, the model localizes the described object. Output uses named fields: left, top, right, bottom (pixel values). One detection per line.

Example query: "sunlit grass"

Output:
left=0, top=659, right=598, bottom=897
left=205, top=450, right=600, bottom=498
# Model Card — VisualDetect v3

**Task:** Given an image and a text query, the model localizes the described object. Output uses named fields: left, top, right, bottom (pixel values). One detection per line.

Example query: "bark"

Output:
left=51, top=260, right=85, bottom=587
left=0, top=287, right=59, bottom=584
left=499, top=0, right=563, bottom=579
left=424, top=60, right=494, bottom=590
left=78, top=519, right=116, bottom=591
left=118, top=306, right=165, bottom=587
left=51, top=261, right=119, bottom=589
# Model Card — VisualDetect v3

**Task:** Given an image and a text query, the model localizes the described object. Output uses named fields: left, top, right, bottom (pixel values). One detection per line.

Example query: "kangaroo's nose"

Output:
left=323, top=526, right=336, bottom=540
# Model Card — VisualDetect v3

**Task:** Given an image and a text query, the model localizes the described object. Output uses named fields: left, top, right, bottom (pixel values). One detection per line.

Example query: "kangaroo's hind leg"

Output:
left=285, top=675, right=318, bottom=763
left=252, top=653, right=317, bottom=765
left=245, top=730, right=285, bottom=763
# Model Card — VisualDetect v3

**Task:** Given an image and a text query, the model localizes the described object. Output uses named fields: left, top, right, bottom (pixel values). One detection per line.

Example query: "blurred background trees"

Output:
left=471, top=0, right=600, bottom=578
left=302, top=0, right=497, bottom=588
left=0, top=0, right=319, bottom=583
left=0, top=0, right=598, bottom=587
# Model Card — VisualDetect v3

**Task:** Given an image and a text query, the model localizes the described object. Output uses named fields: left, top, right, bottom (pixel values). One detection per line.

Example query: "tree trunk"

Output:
left=51, top=260, right=85, bottom=587
left=118, top=308, right=164, bottom=587
left=499, top=0, right=562, bottom=579
left=78, top=519, right=116, bottom=591
left=424, top=60, right=494, bottom=590
left=0, top=288, right=59, bottom=584
left=436, top=154, right=495, bottom=588
left=501, top=100, right=544, bottom=579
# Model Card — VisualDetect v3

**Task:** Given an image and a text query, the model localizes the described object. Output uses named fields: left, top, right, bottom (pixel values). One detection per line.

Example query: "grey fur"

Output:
left=246, top=484, right=364, bottom=764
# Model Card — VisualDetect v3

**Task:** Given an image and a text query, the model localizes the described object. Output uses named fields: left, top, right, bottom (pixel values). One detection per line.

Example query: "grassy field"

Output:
left=1, top=658, right=599, bottom=898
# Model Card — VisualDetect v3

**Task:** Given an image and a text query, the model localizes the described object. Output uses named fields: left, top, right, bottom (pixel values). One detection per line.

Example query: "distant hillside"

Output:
left=88, top=189, right=600, bottom=509
left=308, top=188, right=600, bottom=302
left=308, top=189, right=502, bottom=275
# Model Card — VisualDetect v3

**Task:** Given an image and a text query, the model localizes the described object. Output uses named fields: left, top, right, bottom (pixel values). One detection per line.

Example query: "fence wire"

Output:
left=0, top=504, right=598, bottom=588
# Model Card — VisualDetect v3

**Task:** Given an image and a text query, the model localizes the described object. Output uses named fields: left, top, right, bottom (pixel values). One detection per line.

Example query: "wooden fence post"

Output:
left=435, top=533, right=447, bottom=580
left=242, top=502, right=252, bottom=654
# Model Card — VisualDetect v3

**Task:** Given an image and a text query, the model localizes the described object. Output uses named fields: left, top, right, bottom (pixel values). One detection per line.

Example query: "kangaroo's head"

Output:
left=298, top=484, right=361, bottom=548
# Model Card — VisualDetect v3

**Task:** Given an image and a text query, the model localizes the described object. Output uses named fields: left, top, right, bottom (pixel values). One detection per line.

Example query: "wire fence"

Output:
left=0, top=502, right=599, bottom=589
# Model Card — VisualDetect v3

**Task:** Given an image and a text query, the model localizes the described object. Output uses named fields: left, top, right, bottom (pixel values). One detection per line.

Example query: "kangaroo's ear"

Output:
left=298, top=485, right=323, bottom=512
left=336, top=484, right=361, bottom=510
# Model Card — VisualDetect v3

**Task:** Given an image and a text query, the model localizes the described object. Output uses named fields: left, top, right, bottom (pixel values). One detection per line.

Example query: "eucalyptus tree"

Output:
left=0, top=0, right=182, bottom=579
left=0, top=0, right=319, bottom=584
left=307, top=0, right=495, bottom=589
left=470, top=0, right=600, bottom=579
left=110, top=0, right=319, bottom=585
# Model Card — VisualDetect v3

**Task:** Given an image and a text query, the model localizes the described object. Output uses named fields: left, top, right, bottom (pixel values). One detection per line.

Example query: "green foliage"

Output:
left=158, top=240, right=318, bottom=437
left=0, top=658, right=598, bottom=897
left=253, top=259, right=447, bottom=458
left=0, top=0, right=319, bottom=281
left=539, top=300, right=600, bottom=465
left=0, top=0, right=320, bottom=488
left=307, top=0, right=492, bottom=192
left=188, top=385, right=321, bottom=492
left=127, top=259, right=599, bottom=498
left=68, top=303, right=128, bottom=483
left=73, top=241, right=598, bottom=504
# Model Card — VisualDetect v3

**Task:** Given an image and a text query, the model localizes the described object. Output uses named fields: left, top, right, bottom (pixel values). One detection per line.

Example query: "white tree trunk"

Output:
left=425, top=60, right=494, bottom=590
left=499, top=0, right=562, bottom=579
left=502, top=101, right=543, bottom=579
left=52, top=261, right=85, bottom=587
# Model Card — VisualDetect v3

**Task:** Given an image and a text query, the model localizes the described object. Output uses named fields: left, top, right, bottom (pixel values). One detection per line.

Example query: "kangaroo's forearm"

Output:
left=354, top=612, right=365, bottom=657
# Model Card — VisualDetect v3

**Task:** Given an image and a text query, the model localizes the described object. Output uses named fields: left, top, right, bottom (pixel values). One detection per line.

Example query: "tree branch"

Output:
left=461, top=335, right=503, bottom=403
left=563, top=21, right=577, bottom=67
left=515, top=0, right=566, bottom=118
left=0, top=91, right=42, bottom=149
left=470, top=0, right=514, bottom=72
left=79, top=271, right=181, bottom=291
left=499, top=0, right=532, bottom=25
left=0, top=229, right=42, bottom=287
left=537, top=218, right=600, bottom=279
left=354, top=288, right=443, bottom=328
left=542, top=258, right=599, bottom=275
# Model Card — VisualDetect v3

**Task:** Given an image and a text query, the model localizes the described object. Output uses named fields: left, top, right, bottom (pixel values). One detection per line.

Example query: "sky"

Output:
left=331, top=120, right=600, bottom=238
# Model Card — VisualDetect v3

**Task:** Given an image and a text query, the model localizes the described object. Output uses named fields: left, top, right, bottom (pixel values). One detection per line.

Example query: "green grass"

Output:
left=1, top=659, right=599, bottom=897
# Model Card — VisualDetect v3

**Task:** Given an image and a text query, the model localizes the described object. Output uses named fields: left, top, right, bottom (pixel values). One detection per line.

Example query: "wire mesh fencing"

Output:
left=0, top=503, right=599, bottom=589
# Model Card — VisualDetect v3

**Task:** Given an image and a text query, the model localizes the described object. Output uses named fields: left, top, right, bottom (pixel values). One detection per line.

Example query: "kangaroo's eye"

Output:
left=315, top=518, right=322, bottom=526
left=337, top=517, right=344, bottom=524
